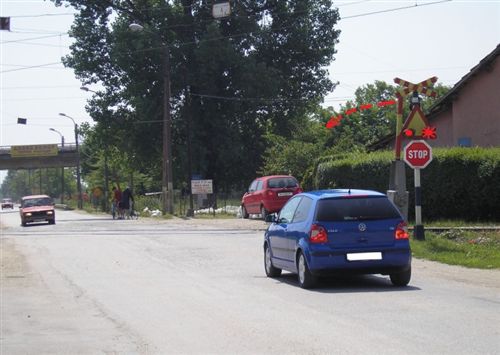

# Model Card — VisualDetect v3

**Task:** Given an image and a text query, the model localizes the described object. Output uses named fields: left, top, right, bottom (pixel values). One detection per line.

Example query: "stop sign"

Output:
left=403, top=140, right=433, bottom=169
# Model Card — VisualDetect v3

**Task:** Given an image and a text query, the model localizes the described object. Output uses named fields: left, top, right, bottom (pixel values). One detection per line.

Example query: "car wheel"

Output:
left=260, top=206, right=268, bottom=220
left=21, top=221, right=26, bottom=227
left=297, top=252, right=316, bottom=289
left=49, top=219, right=55, bottom=225
left=264, top=244, right=282, bottom=277
left=241, top=205, right=249, bottom=219
left=390, top=266, right=411, bottom=286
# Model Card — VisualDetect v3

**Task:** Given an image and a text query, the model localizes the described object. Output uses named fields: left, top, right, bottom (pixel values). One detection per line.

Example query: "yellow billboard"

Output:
left=11, top=144, right=58, bottom=158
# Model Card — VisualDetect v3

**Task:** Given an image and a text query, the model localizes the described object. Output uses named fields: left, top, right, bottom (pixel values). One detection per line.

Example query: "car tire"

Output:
left=242, top=205, right=249, bottom=219
left=260, top=206, right=268, bottom=220
left=21, top=221, right=26, bottom=227
left=49, top=219, right=55, bottom=225
left=390, top=266, right=411, bottom=286
left=297, top=252, right=316, bottom=289
left=264, top=244, right=282, bottom=277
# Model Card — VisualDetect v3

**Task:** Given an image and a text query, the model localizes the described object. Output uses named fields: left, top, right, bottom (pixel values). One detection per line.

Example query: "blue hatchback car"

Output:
left=264, top=189, right=411, bottom=289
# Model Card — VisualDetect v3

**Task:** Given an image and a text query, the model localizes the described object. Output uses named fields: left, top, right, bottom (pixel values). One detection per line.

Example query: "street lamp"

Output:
left=80, top=86, right=97, bottom=93
left=49, top=128, right=65, bottom=204
left=129, top=22, right=174, bottom=215
left=58, top=113, right=83, bottom=209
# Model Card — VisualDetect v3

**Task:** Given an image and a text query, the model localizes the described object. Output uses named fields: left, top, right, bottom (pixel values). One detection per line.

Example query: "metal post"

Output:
left=104, top=148, right=109, bottom=212
left=162, top=44, right=174, bottom=215
left=186, top=86, right=194, bottom=217
left=59, top=113, right=83, bottom=209
left=74, top=123, right=83, bottom=209
left=413, top=168, right=425, bottom=240
left=61, top=136, right=65, bottom=204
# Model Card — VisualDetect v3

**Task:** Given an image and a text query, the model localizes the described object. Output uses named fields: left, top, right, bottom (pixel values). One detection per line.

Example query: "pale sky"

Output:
left=1, top=0, right=499, bottom=183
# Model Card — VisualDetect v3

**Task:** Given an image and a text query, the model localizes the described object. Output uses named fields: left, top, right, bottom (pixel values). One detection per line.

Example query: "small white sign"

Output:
left=191, top=179, right=213, bottom=194
left=212, top=2, right=231, bottom=18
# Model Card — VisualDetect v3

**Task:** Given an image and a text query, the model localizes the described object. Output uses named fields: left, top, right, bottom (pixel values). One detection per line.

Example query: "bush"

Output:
left=315, top=147, right=500, bottom=222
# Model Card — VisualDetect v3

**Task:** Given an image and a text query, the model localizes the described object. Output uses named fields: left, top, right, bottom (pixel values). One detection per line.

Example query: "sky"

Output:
left=1, top=0, right=499, bottom=183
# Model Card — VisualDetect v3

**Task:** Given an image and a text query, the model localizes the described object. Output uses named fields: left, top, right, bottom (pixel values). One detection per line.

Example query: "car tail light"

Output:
left=296, top=187, right=303, bottom=194
left=267, top=190, right=274, bottom=196
left=310, top=224, right=328, bottom=244
left=395, top=222, right=409, bottom=240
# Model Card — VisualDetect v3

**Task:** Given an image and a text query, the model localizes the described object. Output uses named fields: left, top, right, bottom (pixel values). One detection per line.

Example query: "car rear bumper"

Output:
left=307, top=247, right=411, bottom=275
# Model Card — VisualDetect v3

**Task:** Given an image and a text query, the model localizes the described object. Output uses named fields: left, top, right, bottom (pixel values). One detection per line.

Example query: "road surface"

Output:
left=1, top=209, right=499, bottom=354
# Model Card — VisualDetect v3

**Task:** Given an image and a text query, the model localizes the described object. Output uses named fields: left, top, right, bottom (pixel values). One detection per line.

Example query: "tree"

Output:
left=50, top=0, right=341, bottom=193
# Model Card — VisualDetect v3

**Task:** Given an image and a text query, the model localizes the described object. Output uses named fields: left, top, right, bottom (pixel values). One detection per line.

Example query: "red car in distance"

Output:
left=19, top=194, right=56, bottom=227
left=241, top=175, right=302, bottom=219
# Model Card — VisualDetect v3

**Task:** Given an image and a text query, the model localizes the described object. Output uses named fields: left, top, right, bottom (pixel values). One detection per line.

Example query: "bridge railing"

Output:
left=0, top=144, right=78, bottom=156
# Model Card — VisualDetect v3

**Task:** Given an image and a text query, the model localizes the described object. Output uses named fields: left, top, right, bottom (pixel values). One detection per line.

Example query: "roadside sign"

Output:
left=212, top=2, right=230, bottom=18
left=403, top=140, right=433, bottom=169
left=191, top=179, right=213, bottom=194
left=11, top=144, right=58, bottom=158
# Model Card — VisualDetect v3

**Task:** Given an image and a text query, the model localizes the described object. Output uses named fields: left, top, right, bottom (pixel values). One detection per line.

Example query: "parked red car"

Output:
left=241, top=175, right=302, bottom=219
left=19, top=194, right=55, bottom=226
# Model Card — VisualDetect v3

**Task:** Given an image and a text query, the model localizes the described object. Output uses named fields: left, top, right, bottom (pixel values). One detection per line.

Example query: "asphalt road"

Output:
left=1, top=209, right=499, bottom=354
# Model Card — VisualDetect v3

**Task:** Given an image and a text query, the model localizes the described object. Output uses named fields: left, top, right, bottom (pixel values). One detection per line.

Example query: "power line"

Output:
left=0, top=33, right=68, bottom=45
left=9, top=13, right=76, bottom=18
left=341, top=0, right=452, bottom=20
left=0, top=62, right=63, bottom=74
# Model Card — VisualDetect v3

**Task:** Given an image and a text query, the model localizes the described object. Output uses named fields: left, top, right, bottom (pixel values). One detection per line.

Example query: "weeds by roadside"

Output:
left=411, top=229, right=500, bottom=269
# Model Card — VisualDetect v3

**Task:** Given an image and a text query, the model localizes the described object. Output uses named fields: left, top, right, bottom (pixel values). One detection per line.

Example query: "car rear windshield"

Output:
left=315, top=196, right=401, bottom=221
left=23, top=198, right=53, bottom=207
left=268, top=177, right=298, bottom=188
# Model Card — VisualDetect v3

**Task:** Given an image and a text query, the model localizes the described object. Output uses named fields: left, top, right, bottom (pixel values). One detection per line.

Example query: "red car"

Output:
left=1, top=198, right=14, bottom=209
left=241, top=175, right=302, bottom=219
left=19, top=195, right=56, bottom=227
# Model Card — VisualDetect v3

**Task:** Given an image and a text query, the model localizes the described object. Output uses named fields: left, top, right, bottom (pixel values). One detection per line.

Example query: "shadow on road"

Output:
left=270, top=272, right=421, bottom=293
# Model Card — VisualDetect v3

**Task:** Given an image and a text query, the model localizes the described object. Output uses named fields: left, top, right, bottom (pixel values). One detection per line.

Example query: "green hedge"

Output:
left=315, top=147, right=500, bottom=222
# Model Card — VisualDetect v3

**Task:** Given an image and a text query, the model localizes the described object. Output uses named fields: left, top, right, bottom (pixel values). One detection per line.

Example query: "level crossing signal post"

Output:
left=390, top=76, right=439, bottom=240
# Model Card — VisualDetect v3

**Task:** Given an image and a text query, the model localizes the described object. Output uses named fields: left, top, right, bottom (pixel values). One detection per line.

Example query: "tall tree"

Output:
left=50, top=0, right=340, bottom=191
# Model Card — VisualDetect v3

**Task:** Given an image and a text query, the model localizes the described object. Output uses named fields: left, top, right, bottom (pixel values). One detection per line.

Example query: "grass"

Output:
left=425, top=220, right=500, bottom=227
left=410, top=229, right=500, bottom=269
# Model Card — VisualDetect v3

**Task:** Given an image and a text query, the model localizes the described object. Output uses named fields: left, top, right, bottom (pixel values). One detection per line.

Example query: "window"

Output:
left=249, top=180, right=258, bottom=192
left=292, top=196, right=313, bottom=223
left=316, top=197, right=401, bottom=222
left=268, top=177, right=298, bottom=188
left=278, top=197, right=302, bottom=223
left=256, top=180, right=263, bottom=191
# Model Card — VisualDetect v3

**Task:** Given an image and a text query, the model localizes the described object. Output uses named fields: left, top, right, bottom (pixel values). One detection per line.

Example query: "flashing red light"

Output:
left=403, top=129, right=415, bottom=138
left=421, top=126, right=437, bottom=139
left=310, top=224, right=328, bottom=244
left=395, top=222, right=409, bottom=240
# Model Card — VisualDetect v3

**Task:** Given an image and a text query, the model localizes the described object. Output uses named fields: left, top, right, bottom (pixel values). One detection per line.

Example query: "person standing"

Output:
left=112, top=185, right=122, bottom=219
left=121, top=186, right=134, bottom=219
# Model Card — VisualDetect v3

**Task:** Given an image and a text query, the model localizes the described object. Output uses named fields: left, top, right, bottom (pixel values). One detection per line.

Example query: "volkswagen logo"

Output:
left=358, top=223, right=367, bottom=232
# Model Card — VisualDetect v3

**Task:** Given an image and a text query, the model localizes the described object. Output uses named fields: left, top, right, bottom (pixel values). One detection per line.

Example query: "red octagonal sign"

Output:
left=403, top=140, right=433, bottom=169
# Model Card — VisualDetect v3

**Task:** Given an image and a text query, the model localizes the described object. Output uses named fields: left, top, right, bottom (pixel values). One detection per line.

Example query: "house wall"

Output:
left=451, top=57, right=500, bottom=147
left=430, top=109, right=454, bottom=147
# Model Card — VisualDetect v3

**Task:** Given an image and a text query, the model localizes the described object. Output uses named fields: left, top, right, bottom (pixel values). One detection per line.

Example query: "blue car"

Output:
left=264, top=189, right=411, bottom=289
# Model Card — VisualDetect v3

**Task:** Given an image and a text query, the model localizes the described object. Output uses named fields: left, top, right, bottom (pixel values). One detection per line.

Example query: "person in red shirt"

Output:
left=111, top=186, right=122, bottom=219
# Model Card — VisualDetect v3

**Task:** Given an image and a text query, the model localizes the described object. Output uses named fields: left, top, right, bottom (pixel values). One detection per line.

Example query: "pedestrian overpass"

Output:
left=0, top=144, right=79, bottom=170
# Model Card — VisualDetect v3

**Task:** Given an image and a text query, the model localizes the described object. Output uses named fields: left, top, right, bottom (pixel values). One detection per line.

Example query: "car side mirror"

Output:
left=265, top=214, right=277, bottom=223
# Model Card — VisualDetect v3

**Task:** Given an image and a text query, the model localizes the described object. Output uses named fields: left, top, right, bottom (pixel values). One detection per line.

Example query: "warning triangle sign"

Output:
left=401, top=106, right=430, bottom=138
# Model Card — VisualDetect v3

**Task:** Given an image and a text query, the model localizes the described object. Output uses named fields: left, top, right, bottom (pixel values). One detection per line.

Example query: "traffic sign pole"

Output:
left=413, top=168, right=425, bottom=240
left=403, top=140, right=432, bottom=241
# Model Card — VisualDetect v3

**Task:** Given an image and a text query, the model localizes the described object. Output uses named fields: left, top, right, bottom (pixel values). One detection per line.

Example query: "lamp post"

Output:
left=58, top=113, right=83, bottom=209
left=129, top=23, right=174, bottom=215
left=49, top=128, right=65, bottom=204
left=80, top=86, right=110, bottom=212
